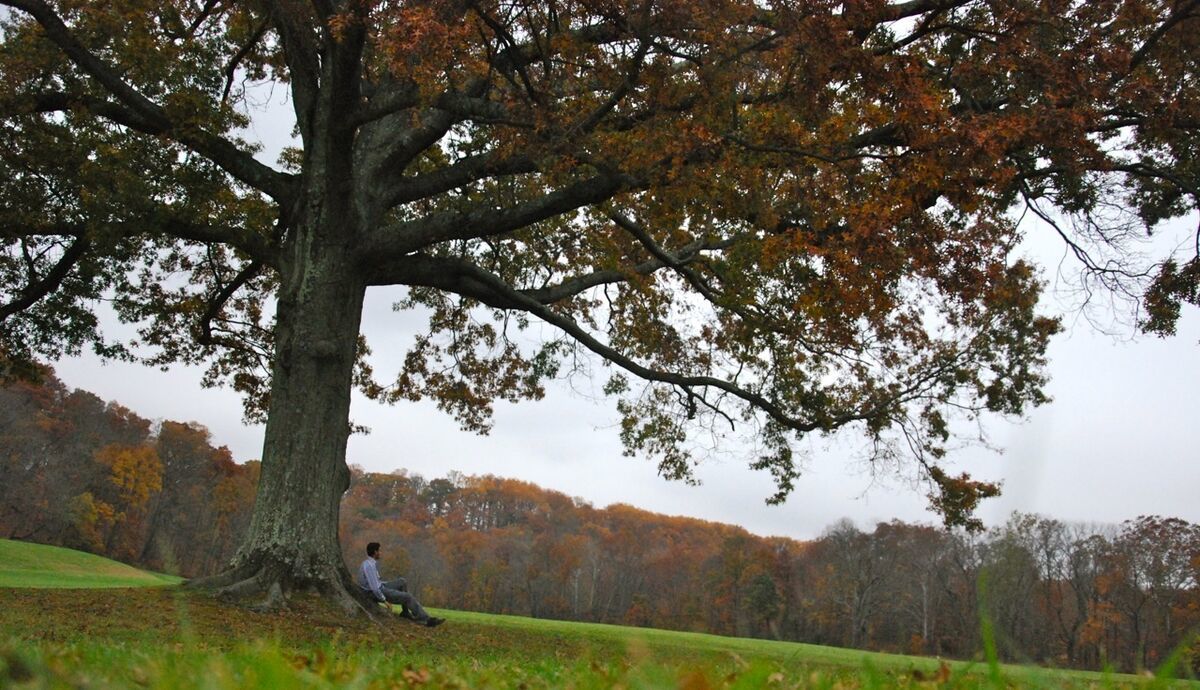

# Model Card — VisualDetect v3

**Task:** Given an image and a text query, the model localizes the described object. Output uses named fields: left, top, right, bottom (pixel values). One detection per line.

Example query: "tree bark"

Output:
left=190, top=196, right=372, bottom=613
left=181, top=20, right=388, bottom=609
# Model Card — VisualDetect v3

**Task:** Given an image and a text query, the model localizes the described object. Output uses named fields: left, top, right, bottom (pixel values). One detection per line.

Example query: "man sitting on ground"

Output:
left=357, top=541, right=445, bottom=627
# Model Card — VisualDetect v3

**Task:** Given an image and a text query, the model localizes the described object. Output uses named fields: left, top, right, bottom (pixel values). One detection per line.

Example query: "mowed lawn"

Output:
left=0, top=539, right=181, bottom=588
left=0, top=539, right=1195, bottom=689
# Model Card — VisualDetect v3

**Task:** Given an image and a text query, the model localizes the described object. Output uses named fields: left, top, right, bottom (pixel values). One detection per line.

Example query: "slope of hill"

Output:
left=0, top=539, right=182, bottom=588
left=1, top=541, right=1195, bottom=687
left=2, top=585, right=1194, bottom=689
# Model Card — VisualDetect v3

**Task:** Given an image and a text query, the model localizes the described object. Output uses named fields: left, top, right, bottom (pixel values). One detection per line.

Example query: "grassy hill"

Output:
left=0, top=538, right=182, bottom=588
left=1, top=539, right=1195, bottom=689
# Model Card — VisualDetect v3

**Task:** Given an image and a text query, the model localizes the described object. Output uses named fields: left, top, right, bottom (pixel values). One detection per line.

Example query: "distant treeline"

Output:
left=0, top=369, right=258, bottom=576
left=3, top=372, right=1198, bottom=674
left=341, top=471, right=1200, bottom=675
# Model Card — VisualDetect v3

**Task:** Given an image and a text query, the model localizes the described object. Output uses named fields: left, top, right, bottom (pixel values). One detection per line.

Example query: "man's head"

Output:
left=367, top=542, right=380, bottom=558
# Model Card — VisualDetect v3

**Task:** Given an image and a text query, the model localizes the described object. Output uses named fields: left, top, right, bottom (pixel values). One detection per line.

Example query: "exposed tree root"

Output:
left=322, top=565, right=381, bottom=620
left=187, top=555, right=391, bottom=625
left=183, top=560, right=257, bottom=590
left=216, top=574, right=265, bottom=601
left=250, top=581, right=286, bottom=613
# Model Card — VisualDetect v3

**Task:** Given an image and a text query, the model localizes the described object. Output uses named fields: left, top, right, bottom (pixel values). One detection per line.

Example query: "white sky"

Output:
left=46, top=84, right=1200, bottom=542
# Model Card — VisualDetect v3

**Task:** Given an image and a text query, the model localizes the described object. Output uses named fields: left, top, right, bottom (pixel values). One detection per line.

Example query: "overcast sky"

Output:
left=42, top=84, right=1200, bottom=542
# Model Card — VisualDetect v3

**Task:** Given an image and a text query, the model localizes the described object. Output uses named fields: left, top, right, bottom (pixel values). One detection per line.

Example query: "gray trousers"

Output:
left=377, top=577, right=428, bottom=621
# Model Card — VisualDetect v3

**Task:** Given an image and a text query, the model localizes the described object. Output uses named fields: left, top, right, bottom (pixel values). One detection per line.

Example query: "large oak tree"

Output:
left=1, top=0, right=1196, bottom=610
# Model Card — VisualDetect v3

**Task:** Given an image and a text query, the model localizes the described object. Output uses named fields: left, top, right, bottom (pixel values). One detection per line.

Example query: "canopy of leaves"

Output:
left=1, top=0, right=1196, bottom=526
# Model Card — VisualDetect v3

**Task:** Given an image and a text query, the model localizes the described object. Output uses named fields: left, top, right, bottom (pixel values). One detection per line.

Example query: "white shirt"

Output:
left=358, top=557, right=385, bottom=601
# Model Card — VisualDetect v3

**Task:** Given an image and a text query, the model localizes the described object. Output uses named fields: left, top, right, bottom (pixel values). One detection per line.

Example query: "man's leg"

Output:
left=381, top=578, right=410, bottom=615
left=380, top=586, right=429, bottom=621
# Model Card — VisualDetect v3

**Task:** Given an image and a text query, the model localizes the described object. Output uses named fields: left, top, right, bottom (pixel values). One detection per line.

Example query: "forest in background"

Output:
left=2, top=370, right=1197, bottom=674
left=0, top=368, right=257, bottom=576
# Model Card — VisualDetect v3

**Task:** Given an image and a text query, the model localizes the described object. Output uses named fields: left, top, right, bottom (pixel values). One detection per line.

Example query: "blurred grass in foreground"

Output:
left=3, top=590, right=1196, bottom=689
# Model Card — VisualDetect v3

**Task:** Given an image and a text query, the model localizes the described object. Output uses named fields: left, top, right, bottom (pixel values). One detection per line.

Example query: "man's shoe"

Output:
left=425, top=617, right=445, bottom=628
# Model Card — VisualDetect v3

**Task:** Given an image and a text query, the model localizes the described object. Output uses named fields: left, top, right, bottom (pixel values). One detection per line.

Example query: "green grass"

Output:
left=0, top=538, right=182, bottom=588
left=420, top=607, right=1198, bottom=688
left=1, top=539, right=1196, bottom=689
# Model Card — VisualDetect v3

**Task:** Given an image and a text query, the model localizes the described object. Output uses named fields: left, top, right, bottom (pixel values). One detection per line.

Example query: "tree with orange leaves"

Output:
left=1, top=0, right=1196, bottom=611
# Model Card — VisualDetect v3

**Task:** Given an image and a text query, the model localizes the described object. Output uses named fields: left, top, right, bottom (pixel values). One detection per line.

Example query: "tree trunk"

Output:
left=189, top=200, right=372, bottom=613
left=920, top=579, right=930, bottom=652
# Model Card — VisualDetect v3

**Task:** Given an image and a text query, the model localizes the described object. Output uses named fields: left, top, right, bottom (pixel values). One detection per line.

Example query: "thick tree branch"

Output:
left=372, top=254, right=823, bottom=431
left=385, top=151, right=539, bottom=209
left=362, top=7, right=801, bottom=199
left=0, top=234, right=90, bottom=321
left=350, top=79, right=420, bottom=128
left=1128, top=0, right=1200, bottom=71
left=309, top=0, right=334, bottom=20
left=509, top=233, right=733, bottom=306
left=435, top=90, right=534, bottom=127
left=264, top=1, right=321, bottom=141
left=565, top=30, right=652, bottom=138
left=874, top=7, right=951, bottom=54
left=378, top=254, right=937, bottom=435
left=362, top=80, right=492, bottom=187
left=485, top=20, right=626, bottom=79
left=222, top=19, right=271, bottom=103
left=2, top=0, right=168, bottom=126
left=1103, top=161, right=1200, bottom=199
left=22, top=92, right=295, bottom=205
left=182, top=0, right=222, bottom=39
left=194, top=260, right=265, bottom=348
left=364, top=253, right=525, bottom=308
left=325, top=2, right=367, bottom=123
left=169, top=223, right=279, bottom=267
left=3, top=217, right=277, bottom=268
left=471, top=2, right=541, bottom=103
left=1, top=0, right=295, bottom=203
left=18, top=90, right=156, bottom=129
left=879, top=0, right=974, bottom=23
left=363, top=224, right=726, bottom=307
left=365, top=171, right=635, bottom=259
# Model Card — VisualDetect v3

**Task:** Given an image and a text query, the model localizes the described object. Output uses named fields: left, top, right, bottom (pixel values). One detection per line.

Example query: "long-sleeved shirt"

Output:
left=358, top=557, right=385, bottom=601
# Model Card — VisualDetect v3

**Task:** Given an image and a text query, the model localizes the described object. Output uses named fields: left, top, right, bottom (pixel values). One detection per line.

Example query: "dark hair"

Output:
left=366, top=542, right=380, bottom=557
